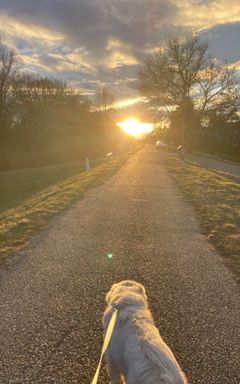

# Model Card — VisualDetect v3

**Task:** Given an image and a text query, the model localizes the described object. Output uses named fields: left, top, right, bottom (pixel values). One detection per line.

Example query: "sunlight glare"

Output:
left=117, top=118, right=153, bottom=137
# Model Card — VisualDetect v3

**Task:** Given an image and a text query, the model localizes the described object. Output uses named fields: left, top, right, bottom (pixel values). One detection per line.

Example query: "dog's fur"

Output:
left=103, top=280, right=188, bottom=384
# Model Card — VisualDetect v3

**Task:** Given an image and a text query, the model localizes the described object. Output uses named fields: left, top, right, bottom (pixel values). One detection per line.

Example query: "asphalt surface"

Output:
left=0, top=145, right=239, bottom=384
left=185, top=152, right=240, bottom=179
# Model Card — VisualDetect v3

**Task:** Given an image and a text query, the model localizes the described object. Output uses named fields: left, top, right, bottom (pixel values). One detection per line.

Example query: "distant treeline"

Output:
left=0, top=40, right=131, bottom=171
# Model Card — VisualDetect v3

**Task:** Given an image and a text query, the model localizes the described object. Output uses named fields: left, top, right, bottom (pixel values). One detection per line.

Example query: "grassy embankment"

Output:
left=0, top=151, right=132, bottom=264
left=166, top=157, right=240, bottom=283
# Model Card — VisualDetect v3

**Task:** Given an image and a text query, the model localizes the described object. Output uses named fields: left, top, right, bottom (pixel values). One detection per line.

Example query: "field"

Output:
left=0, top=161, right=85, bottom=212
left=0, top=156, right=112, bottom=213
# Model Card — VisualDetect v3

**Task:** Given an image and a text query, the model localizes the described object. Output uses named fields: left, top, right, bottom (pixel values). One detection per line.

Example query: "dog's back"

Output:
left=104, top=307, right=187, bottom=384
left=103, top=281, right=188, bottom=384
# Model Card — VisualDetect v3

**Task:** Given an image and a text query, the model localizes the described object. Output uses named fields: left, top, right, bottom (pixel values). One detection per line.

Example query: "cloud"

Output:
left=175, top=0, right=240, bottom=31
left=0, top=0, right=240, bottom=101
left=0, top=13, right=63, bottom=47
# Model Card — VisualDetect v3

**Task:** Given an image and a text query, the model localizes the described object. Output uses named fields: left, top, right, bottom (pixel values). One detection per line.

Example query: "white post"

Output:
left=85, top=157, right=90, bottom=171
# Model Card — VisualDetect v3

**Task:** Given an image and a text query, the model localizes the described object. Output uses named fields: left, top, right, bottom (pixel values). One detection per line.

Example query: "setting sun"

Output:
left=117, top=118, right=153, bottom=137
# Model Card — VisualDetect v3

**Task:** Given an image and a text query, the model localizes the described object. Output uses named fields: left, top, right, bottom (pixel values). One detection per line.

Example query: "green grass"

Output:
left=0, top=158, right=107, bottom=212
left=166, top=157, right=240, bottom=283
left=0, top=162, right=85, bottom=211
left=0, top=154, right=130, bottom=264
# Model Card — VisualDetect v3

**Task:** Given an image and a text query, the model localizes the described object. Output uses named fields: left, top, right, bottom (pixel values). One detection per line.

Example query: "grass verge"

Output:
left=0, top=154, right=130, bottom=264
left=0, top=161, right=85, bottom=212
left=165, top=157, right=240, bottom=283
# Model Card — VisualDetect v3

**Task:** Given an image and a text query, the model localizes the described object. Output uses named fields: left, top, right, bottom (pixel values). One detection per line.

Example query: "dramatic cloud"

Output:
left=0, top=0, right=239, bottom=101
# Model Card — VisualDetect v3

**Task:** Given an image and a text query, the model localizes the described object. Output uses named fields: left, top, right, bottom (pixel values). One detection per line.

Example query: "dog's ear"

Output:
left=105, top=290, right=112, bottom=304
left=106, top=283, right=118, bottom=304
left=140, top=286, right=147, bottom=301
left=135, top=282, right=147, bottom=297
left=130, top=282, right=147, bottom=297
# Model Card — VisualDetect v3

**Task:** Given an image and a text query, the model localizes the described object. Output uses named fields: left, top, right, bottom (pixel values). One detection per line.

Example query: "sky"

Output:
left=0, top=0, right=240, bottom=105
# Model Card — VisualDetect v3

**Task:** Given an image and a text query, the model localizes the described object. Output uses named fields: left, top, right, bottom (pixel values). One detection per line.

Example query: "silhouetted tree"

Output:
left=139, top=34, right=240, bottom=147
left=0, top=39, right=21, bottom=138
left=95, top=85, right=115, bottom=111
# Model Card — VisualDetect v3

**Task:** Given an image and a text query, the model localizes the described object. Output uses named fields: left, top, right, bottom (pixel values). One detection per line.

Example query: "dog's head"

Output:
left=106, top=280, right=147, bottom=310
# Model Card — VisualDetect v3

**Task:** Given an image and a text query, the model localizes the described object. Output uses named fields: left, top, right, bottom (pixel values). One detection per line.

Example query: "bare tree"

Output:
left=95, top=85, right=115, bottom=111
left=139, top=34, right=240, bottom=146
left=13, top=72, right=92, bottom=142
left=12, top=73, right=66, bottom=137
left=0, top=39, right=21, bottom=133
left=197, top=63, right=239, bottom=124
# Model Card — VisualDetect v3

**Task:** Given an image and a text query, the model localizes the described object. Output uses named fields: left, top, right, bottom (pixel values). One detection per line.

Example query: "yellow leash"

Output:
left=91, top=308, right=118, bottom=384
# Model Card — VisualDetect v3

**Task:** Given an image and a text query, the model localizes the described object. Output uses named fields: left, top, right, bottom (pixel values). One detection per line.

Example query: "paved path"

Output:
left=0, top=146, right=239, bottom=384
left=185, top=152, right=240, bottom=179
